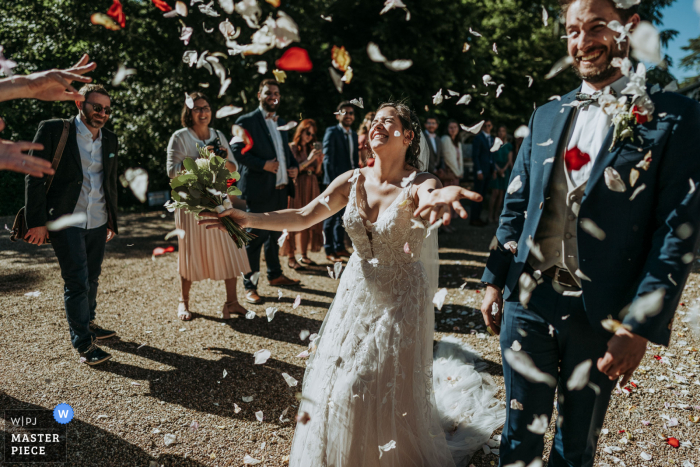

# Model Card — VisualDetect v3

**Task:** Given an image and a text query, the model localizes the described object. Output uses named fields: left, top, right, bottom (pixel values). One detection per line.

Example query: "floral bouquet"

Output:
left=165, top=145, right=254, bottom=249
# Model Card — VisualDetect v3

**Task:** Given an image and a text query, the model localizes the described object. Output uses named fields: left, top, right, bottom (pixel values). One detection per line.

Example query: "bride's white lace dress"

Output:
left=289, top=170, right=505, bottom=466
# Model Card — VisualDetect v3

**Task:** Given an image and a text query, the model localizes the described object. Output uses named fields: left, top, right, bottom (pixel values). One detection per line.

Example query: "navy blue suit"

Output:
left=482, top=87, right=700, bottom=466
left=232, top=108, right=299, bottom=289
left=322, top=125, right=358, bottom=254
left=471, top=132, right=495, bottom=222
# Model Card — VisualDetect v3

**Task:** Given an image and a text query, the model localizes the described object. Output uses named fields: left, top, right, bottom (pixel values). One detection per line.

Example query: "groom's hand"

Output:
left=480, top=284, right=503, bottom=335
left=597, top=328, right=648, bottom=386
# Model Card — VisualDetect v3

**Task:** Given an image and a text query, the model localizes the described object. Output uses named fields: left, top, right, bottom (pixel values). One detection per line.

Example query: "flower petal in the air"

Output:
left=276, top=47, right=313, bottom=72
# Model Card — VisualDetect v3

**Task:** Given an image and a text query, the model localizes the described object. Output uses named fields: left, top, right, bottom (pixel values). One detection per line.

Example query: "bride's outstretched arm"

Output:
left=198, top=170, right=355, bottom=233
left=413, top=173, right=483, bottom=225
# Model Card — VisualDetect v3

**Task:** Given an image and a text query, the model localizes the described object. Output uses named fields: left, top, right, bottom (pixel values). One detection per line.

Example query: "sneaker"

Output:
left=89, top=321, right=117, bottom=340
left=79, top=339, right=112, bottom=366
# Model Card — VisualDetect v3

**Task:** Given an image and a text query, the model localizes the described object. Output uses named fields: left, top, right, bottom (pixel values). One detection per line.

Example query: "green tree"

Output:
left=680, top=36, right=700, bottom=87
left=0, top=0, right=677, bottom=216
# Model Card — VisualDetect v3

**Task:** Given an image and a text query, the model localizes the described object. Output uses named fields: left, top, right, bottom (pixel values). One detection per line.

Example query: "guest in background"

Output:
left=437, top=120, right=464, bottom=234
left=470, top=119, right=495, bottom=227
left=423, top=116, right=442, bottom=173
left=487, top=125, right=514, bottom=224
left=167, top=92, right=251, bottom=320
left=356, top=111, right=375, bottom=168
left=281, top=119, right=324, bottom=268
left=232, top=79, right=300, bottom=305
left=322, top=101, right=358, bottom=263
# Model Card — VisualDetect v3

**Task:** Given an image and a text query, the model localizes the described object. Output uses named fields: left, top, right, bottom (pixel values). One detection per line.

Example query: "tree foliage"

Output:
left=0, top=0, right=677, bottom=215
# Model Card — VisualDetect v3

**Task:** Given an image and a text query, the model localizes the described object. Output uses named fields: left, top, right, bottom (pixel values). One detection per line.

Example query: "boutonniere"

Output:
left=601, top=61, right=655, bottom=151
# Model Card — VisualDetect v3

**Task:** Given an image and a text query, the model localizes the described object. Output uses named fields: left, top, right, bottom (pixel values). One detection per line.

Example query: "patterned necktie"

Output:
left=575, top=88, right=617, bottom=110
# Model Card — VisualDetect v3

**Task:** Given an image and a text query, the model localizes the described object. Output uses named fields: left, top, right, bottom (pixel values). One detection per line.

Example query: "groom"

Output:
left=479, top=0, right=700, bottom=465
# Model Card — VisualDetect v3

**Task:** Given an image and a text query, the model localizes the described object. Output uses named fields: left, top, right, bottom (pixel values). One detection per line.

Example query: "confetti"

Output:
left=293, top=295, right=301, bottom=309
left=527, top=414, right=549, bottom=434
left=604, top=167, right=626, bottom=192
left=253, top=349, right=271, bottom=365
left=566, top=359, right=592, bottom=390
left=378, top=440, right=397, bottom=459
left=504, top=348, right=556, bottom=387
left=433, top=288, right=448, bottom=310
left=507, top=175, right=522, bottom=195
left=282, top=373, right=298, bottom=387
left=265, top=307, right=278, bottom=322
left=47, top=213, right=88, bottom=231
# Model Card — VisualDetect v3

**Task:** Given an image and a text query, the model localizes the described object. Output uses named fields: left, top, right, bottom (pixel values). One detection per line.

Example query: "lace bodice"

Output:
left=343, top=169, right=428, bottom=265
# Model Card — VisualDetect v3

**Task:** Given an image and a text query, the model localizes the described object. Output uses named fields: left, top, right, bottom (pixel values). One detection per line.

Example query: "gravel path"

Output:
left=1, top=211, right=698, bottom=466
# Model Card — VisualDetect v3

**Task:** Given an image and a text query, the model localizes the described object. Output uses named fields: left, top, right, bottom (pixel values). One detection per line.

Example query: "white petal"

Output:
left=514, top=125, right=530, bottom=139
left=627, top=288, right=665, bottom=323
left=185, top=92, right=194, bottom=109
left=384, top=59, right=412, bottom=71
left=410, top=218, right=425, bottom=229
left=216, top=105, right=243, bottom=118
left=526, top=237, right=544, bottom=262
left=566, top=359, right=592, bottom=390
left=244, top=454, right=261, bottom=464
left=334, top=261, right=343, bottom=278
left=277, top=229, right=289, bottom=247
left=277, top=121, right=298, bottom=132
left=640, top=452, right=652, bottom=461
left=527, top=414, right=549, bottom=435
left=349, top=97, right=364, bottom=108
left=507, top=175, right=523, bottom=195
left=282, top=372, right=298, bottom=387
left=432, top=89, right=443, bottom=105
left=629, top=183, right=646, bottom=200
left=265, top=307, right=278, bottom=322
left=496, top=84, right=504, bottom=97
left=542, top=6, right=549, bottom=26
left=510, top=399, right=524, bottom=410
left=433, top=288, right=448, bottom=310
left=165, top=229, right=185, bottom=240
left=111, top=64, right=137, bottom=87
left=401, top=171, right=417, bottom=188
left=537, top=139, right=554, bottom=146
left=293, top=294, right=301, bottom=309
left=318, top=195, right=331, bottom=210
left=253, top=349, right=271, bottom=365
left=630, top=22, right=661, bottom=64
left=46, top=213, right=88, bottom=231
left=245, top=310, right=256, bottom=319
left=490, top=137, right=504, bottom=152
left=544, top=55, right=574, bottom=80
left=241, top=396, right=254, bottom=402
left=461, top=120, right=485, bottom=134
left=504, top=348, right=557, bottom=387
left=163, top=433, right=177, bottom=446
left=469, top=27, right=482, bottom=37
left=299, top=329, right=309, bottom=340
left=604, top=167, right=626, bottom=192
left=456, top=94, right=472, bottom=105
left=580, top=218, right=606, bottom=240
left=511, top=340, right=522, bottom=351
left=378, top=440, right=397, bottom=459
left=366, top=42, right=387, bottom=62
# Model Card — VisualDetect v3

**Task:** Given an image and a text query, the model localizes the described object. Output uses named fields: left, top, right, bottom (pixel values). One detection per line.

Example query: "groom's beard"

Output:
left=572, top=44, right=627, bottom=84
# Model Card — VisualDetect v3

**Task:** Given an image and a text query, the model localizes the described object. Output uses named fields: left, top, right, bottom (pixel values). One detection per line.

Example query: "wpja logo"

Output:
left=3, top=405, right=70, bottom=463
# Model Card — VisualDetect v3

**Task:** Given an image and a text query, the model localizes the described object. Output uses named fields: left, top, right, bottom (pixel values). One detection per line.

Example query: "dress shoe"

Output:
left=79, top=338, right=112, bottom=366
left=335, top=249, right=352, bottom=258
left=89, top=320, right=117, bottom=339
left=470, top=219, right=487, bottom=227
left=245, top=290, right=263, bottom=304
left=269, top=274, right=301, bottom=287
left=326, top=254, right=343, bottom=263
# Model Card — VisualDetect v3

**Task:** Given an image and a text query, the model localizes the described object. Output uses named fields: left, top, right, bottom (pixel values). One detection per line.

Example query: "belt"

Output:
left=542, top=266, right=579, bottom=288
left=304, top=169, right=314, bottom=175
left=275, top=184, right=287, bottom=190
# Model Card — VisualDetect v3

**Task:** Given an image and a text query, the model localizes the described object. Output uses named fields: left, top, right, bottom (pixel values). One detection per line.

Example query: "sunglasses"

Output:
left=304, top=130, right=316, bottom=137
left=84, top=101, right=112, bottom=115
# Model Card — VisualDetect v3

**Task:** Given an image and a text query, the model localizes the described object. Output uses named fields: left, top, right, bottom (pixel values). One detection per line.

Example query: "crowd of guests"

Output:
left=1, top=59, right=524, bottom=365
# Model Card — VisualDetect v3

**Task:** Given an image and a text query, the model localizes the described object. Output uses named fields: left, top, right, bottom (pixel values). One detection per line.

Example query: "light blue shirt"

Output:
left=260, top=106, right=288, bottom=186
left=70, top=114, right=108, bottom=229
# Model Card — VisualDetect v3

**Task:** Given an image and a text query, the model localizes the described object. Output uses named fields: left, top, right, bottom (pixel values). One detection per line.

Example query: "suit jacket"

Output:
left=231, top=108, right=299, bottom=208
left=423, top=130, right=442, bottom=173
left=472, top=132, right=495, bottom=176
left=25, top=117, right=119, bottom=234
left=322, top=124, right=359, bottom=185
left=481, top=87, right=700, bottom=346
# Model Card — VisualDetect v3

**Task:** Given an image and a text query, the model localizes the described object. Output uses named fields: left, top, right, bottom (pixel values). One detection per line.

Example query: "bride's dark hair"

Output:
left=375, top=101, right=423, bottom=170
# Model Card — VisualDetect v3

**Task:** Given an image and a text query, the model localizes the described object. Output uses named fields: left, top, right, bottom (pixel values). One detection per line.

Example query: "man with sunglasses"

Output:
left=322, top=101, right=358, bottom=262
left=25, top=83, right=119, bottom=366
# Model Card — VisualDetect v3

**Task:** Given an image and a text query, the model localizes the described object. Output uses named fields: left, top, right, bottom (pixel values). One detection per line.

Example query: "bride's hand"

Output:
left=413, top=186, right=483, bottom=226
left=198, top=208, right=250, bottom=231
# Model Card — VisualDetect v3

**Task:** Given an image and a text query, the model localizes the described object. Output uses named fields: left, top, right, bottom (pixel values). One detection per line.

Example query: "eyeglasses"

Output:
left=84, top=102, right=112, bottom=115
left=304, top=130, right=316, bottom=137
left=343, top=111, right=355, bottom=116
left=192, top=106, right=211, bottom=113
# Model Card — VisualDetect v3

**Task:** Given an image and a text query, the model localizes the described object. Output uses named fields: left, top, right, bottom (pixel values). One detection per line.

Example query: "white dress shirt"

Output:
left=70, top=114, right=108, bottom=229
left=338, top=124, right=354, bottom=169
left=261, top=106, right=288, bottom=186
left=567, top=76, right=630, bottom=186
left=426, top=131, right=438, bottom=154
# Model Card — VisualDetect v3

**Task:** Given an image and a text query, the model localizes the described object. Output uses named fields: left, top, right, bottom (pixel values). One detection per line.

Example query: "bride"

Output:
left=200, top=102, right=505, bottom=466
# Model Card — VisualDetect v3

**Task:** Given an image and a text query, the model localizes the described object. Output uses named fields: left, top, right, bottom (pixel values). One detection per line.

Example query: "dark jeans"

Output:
left=323, top=208, right=346, bottom=255
left=243, top=189, right=288, bottom=290
left=50, top=223, right=108, bottom=353
left=499, top=276, right=616, bottom=467
left=471, top=176, right=487, bottom=222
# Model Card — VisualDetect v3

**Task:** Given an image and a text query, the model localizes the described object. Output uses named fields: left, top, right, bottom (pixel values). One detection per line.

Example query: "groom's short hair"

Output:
left=559, top=0, right=638, bottom=22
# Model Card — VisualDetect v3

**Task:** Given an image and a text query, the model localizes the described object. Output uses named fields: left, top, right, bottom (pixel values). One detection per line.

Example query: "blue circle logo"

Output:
left=53, top=404, right=74, bottom=424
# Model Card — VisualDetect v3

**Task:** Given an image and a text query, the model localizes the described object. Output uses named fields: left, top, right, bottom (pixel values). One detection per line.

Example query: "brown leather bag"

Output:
left=10, top=120, right=70, bottom=243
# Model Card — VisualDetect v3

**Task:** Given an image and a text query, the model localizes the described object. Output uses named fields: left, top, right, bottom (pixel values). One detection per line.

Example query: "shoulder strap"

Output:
left=44, top=120, right=70, bottom=194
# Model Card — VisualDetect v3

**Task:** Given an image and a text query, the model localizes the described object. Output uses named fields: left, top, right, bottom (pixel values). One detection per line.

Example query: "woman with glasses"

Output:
left=280, top=119, right=324, bottom=268
left=166, top=92, right=251, bottom=321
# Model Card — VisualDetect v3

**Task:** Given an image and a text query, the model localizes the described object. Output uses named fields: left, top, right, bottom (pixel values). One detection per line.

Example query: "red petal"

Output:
left=153, top=247, right=166, bottom=256
left=654, top=355, right=662, bottom=360
left=151, top=0, right=172, bottom=12
left=275, top=47, right=313, bottom=72
left=564, top=147, right=591, bottom=171
left=241, top=128, right=254, bottom=155
left=107, top=0, right=126, bottom=28
left=632, top=105, right=648, bottom=125
left=667, top=437, right=680, bottom=448
left=165, top=245, right=175, bottom=253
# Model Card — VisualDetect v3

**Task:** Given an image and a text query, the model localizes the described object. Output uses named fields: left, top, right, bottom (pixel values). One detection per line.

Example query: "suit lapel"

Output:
left=101, top=131, right=112, bottom=176
left=541, top=89, right=579, bottom=196
left=255, top=108, right=276, bottom=153
left=582, top=125, right=618, bottom=201
left=65, top=117, right=81, bottom=170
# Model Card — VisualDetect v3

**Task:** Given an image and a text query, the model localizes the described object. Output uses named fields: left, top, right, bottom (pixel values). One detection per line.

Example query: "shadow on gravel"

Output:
left=0, top=269, right=45, bottom=293
left=199, top=310, right=323, bottom=346
left=0, top=392, right=206, bottom=467
left=96, top=340, right=303, bottom=423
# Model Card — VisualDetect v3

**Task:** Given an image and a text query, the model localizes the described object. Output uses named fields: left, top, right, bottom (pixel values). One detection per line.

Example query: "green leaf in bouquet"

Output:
left=182, top=157, right=198, bottom=173
left=171, top=190, right=182, bottom=202
left=229, top=171, right=241, bottom=181
left=171, top=173, right=197, bottom=189
left=188, top=186, right=202, bottom=199
left=210, top=155, right=224, bottom=168
left=227, top=186, right=242, bottom=196
left=194, top=181, right=205, bottom=192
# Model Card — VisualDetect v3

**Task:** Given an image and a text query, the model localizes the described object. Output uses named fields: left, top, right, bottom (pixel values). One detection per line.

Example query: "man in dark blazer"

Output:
left=479, top=1, right=700, bottom=465
left=232, top=78, right=300, bottom=304
left=470, top=119, right=495, bottom=226
left=423, top=116, right=442, bottom=173
left=25, top=84, right=118, bottom=366
left=322, top=101, right=358, bottom=262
